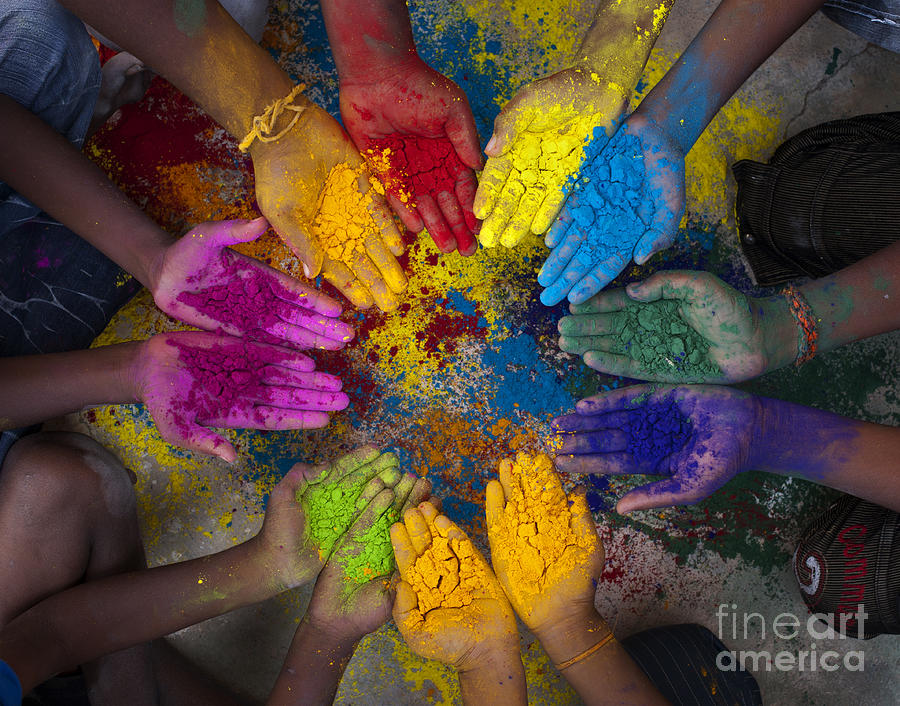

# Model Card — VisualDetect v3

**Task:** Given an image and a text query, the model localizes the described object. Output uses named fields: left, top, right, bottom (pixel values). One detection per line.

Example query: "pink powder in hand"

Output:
left=175, top=253, right=300, bottom=346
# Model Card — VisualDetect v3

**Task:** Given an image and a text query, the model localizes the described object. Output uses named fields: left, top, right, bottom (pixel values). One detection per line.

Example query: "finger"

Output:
left=484, top=102, right=528, bottom=157
left=500, top=185, right=546, bottom=248
left=484, top=479, right=505, bottom=532
left=386, top=191, right=424, bottom=234
left=400, top=477, right=432, bottom=515
left=239, top=342, right=316, bottom=372
left=568, top=490, right=600, bottom=548
left=416, top=193, right=456, bottom=253
left=363, top=235, right=407, bottom=296
left=473, top=155, right=512, bottom=227
left=531, top=187, right=568, bottom=236
left=557, top=311, right=624, bottom=339
left=436, top=189, right=476, bottom=256
left=320, top=258, right=375, bottom=310
left=432, top=514, right=467, bottom=542
left=573, top=385, right=658, bottom=415
left=556, top=429, right=629, bottom=454
left=256, top=387, right=349, bottom=411
left=390, top=524, right=418, bottom=576
left=390, top=472, right=417, bottom=512
left=480, top=177, right=524, bottom=248
left=445, top=106, right=484, bottom=169
left=265, top=265, right=344, bottom=318
left=550, top=410, right=632, bottom=433
left=278, top=463, right=311, bottom=497
left=633, top=187, right=680, bottom=266
left=215, top=406, right=337, bottom=429
left=274, top=305, right=355, bottom=345
left=558, top=334, right=619, bottom=357
left=155, top=415, right=237, bottom=464
left=355, top=477, right=387, bottom=511
left=216, top=217, right=268, bottom=246
left=404, top=507, right=432, bottom=555
left=371, top=451, right=400, bottom=473
left=454, top=169, right=480, bottom=243
left=568, top=288, right=631, bottom=315
left=417, top=500, right=440, bottom=526
left=540, top=244, right=595, bottom=306
left=369, top=194, right=405, bottom=257
left=543, top=205, right=574, bottom=251
left=350, top=246, right=400, bottom=312
left=377, top=464, right=402, bottom=488
left=392, top=579, right=422, bottom=629
left=260, top=367, right=344, bottom=392
left=568, top=251, right=634, bottom=305
left=617, top=478, right=695, bottom=513
left=536, top=231, right=582, bottom=295
left=625, top=270, right=711, bottom=304
left=332, top=446, right=382, bottom=480
left=497, top=458, right=515, bottom=500
left=276, top=219, right=325, bottom=280
left=584, top=349, right=680, bottom=381
left=553, top=452, right=634, bottom=475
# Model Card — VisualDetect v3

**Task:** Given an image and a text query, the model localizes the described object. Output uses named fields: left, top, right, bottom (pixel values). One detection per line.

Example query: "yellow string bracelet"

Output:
left=238, top=84, right=307, bottom=153
left=555, top=632, right=616, bottom=671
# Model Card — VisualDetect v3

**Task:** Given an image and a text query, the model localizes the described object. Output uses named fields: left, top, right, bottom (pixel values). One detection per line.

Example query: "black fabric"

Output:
left=793, top=495, right=900, bottom=639
left=733, top=112, right=900, bottom=286
left=621, top=623, right=762, bottom=706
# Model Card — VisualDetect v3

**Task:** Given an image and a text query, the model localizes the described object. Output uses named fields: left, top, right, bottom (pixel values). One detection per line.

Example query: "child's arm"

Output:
left=268, top=474, right=431, bottom=704
left=57, top=0, right=406, bottom=310
left=553, top=384, right=900, bottom=513
left=485, top=453, right=667, bottom=704
left=0, top=456, right=399, bottom=693
left=320, top=0, right=482, bottom=256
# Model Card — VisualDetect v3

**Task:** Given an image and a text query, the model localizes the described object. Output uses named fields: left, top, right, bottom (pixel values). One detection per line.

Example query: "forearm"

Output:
left=0, top=537, right=282, bottom=692
left=634, top=0, right=826, bottom=153
left=575, top=0, right=674, bottom=94
left=0, top=96, right=171, bottom=288
left=0, top=344, right=141, bottom=430
left=457, top=647, right=527, bottom=706
left=266, top=617, right=357, bottom=705
left=753, top=396, right=900, bottom=511
left=57, top=0, right=299, bottom=141
left=320, top=0, right=417, bottom=80
left=537, top=611, right=667, bottom=705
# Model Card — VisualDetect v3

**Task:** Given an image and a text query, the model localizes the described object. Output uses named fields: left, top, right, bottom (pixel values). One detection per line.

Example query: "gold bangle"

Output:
left=554, top=632, right=615, bottom=671
left=238, top=84, right=307, bottom=153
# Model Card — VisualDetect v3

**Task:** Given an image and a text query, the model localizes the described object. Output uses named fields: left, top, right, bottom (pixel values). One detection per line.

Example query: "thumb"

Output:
left=568, top=490, right=600, bottom=546
left=625, top=270, right=699, bottom=303
left=484, top=479, right=505, bottom=536
left=484, top=102, right=529, bottom=157
left=616, top=478, right=695, bottom=514
left=632, top=226, right=672, bottom=266
left=276, top=219, right=325, bottom=279
left=445, top=108, right=483, bottom=170
left=218, top=217, right=269, bottom=246
left=392, top=580, right=422, bottom=630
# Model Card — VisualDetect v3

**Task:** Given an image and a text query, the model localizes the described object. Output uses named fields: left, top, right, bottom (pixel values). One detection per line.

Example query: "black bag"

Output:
left=733, top=112, right=900, bottom=286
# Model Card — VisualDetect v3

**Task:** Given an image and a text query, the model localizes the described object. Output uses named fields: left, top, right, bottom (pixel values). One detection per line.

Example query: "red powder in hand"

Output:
left=368, top=134, right=475, bottom=230
left=176, top=253, right=298, bottom=346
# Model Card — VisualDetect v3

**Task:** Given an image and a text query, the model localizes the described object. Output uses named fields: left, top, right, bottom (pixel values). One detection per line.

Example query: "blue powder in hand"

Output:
left=623, top=395, right=692, bottom=472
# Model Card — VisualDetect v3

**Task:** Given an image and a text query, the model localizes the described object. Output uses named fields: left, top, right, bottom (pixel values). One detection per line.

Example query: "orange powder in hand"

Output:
left=490, top=453, right=595, bottom=608
left=311, top=162, right=385, bottom=267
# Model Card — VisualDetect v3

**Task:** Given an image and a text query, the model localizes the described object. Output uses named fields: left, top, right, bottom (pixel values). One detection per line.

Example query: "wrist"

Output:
left=116, top=340, right=146, bottom=405
left=136, top=225, right=174, bottom=292
left=298, top=612, right=360, bottom=656
left=338, top=49, right=423, bottom=86
left=534, top=606, right=611, bottom=666
left=754, top=294, right=797, bottom=373
left=246, top=533, right=319, bottom=594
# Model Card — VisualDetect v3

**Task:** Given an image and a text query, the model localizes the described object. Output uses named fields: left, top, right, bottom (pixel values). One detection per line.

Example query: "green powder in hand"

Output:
left=614, top=300, right=721, bottom=379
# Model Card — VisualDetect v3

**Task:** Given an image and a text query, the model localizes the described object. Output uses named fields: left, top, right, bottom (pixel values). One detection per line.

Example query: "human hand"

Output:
left=391, top=502, right=519, bottom=671
left=251, top=104, right=407, bottom=312
left=342, top=56, right=482, bottom=256
left=552, top=384, right=760, bottom=512
left=474, top=66, right=627, bottom=249
left=558, top=271, right=796, bottom=383
left=485, top=453, right=603, bottom=638
left=151, top=218, right=355, bottom=349
left=538, top=113, right=686, bottom=305
left=133, top=331, right=348, bottom=462
left=253, top=463, right=325, bottom=591
left=305, top=473, right=433, bottom=644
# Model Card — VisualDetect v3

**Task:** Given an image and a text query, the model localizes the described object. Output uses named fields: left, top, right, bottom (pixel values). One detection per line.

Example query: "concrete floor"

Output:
left=68, top=1, right=900, bottom=703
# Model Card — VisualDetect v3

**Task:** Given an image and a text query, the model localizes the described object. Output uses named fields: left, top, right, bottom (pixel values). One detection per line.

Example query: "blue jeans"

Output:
left=0, top=0, right=141, bottom=461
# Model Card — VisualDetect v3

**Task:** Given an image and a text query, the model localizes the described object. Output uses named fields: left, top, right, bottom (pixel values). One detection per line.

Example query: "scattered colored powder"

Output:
left=301, top=455, right=400, bottom=583
left=311, top=162, right=385, bottom=267
left=405, top=531, right=501, bottom=615
left=489, top=453, right=594, bottom=616
left=365, top=134, right=475, bottom=230
left=623, top=395, right=693, bottom=471
left=175, top=252, right=311, bottom=346
left=607, top=299, right=721, bottom=380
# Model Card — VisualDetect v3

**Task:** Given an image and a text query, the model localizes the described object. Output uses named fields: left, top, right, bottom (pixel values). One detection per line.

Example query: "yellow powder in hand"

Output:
left=405, top=533, right=503, bottom=617
left=491, top=453, right=594, bottom=608
left=311, top=162, right=385, bottom=268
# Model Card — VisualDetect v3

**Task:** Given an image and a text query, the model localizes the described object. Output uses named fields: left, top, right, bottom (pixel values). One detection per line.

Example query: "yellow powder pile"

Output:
left=491, top=453, right=594, bottom=602
left=405, top=532, right=502, bottom=615
left=310, top=162, right=385, bottom=267
left=363, top=146, right=413, bottom=205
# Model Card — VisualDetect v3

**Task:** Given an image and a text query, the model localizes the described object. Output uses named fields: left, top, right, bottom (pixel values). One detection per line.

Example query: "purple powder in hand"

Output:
left=623, top=395, right=692, bottom=472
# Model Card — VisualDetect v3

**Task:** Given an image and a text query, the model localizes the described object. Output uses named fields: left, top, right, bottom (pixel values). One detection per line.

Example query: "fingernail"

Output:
left=302, top=262, right=311, bottom=278
left=485, top=136, right=497, bottom=153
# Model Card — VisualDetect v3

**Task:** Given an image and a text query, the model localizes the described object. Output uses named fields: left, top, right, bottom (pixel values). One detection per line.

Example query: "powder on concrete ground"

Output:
left=366, top=134, right=476, bottom=231
left=623, top=394, right=693, bottom=471
left=176, top=254, right=306, bottom=346
left=611, top=299, right=721, bottom=380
